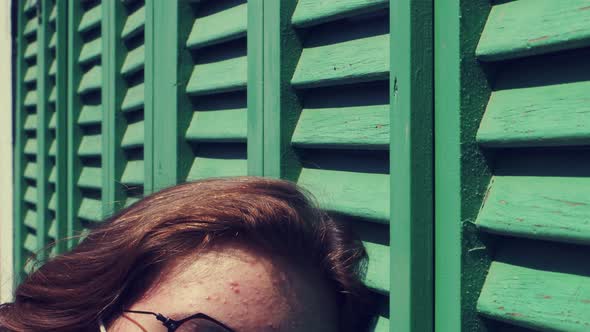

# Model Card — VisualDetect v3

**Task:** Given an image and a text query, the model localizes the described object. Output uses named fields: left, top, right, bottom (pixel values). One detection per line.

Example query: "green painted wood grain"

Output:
left=478, top=243, right=590, bottom=331
left=186, top=109, right=247, bottom=142
left=477, top=176, right=590, bottom=245
left=292, top=0, right=388, bottom=27
left=477, top=0, right=590, bottom=61
left=292, top=104, right=389, bottom=150
left=187, top=2, right=246, bottom=49
left=291, top=33, right=389, bottom=88
left=298, top=167, right=389, bottom=223
left=478, top=79, right=590, bottom=148
left=186, top=56, right=247, bottom=95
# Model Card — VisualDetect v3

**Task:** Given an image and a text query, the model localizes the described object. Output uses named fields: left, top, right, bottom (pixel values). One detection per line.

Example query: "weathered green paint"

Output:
left=390, top=0, right=433, bottom=330
left=477, top=51, right=590, bottom=148
left=435, top=0, right=492, bottom=331
left=477, top=176, right=590, bottom=245
left=292, top=104, right=389, bottom=150
left=292, top=0, right=388, bottom=28
left=478, top=241, right=590, bottom=331
left=291, top=34, right=388, bottom=88
left=477, top=0, right=590, bottom=61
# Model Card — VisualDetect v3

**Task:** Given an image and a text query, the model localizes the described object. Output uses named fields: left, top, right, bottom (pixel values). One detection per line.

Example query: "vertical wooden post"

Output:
left=247, top=0, right=264, bottom=176
left=390, top=0, right=434, bottom=330
left=102, top=0, right=125, bottom=216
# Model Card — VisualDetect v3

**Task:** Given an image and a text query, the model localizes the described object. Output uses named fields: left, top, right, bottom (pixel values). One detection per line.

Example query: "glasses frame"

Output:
left=122, top=309, right=235, bottom=332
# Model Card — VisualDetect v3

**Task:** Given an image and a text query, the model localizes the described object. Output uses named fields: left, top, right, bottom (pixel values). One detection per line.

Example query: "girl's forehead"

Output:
left=135, top=243, right=338, bottom=332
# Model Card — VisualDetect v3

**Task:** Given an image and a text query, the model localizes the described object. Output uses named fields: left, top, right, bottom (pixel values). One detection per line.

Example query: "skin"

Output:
left=108, top=242, right=339, bottom=332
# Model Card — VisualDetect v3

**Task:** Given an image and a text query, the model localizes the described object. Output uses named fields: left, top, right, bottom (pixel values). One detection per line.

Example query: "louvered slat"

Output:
left=78, top=4, right=102, bottom=33
left=24, top=65, right=37, bottom=83
left=24, top=186, right=37, bottom=205
left=185, top=109, right=247, bottom=142
left=121, top=45, right=144, bottom=76
left=186, top=56, right=247, bottom=96
left=292, top=34, right=389, bottom=88
left=477, top=0, right=590, bottom=62
left=121, top=120, right=144, bottom=148
left=478, top=243, right=590, bottom=331
left=292, top=0, right=388, bottom=27
left=298, top=167, right=389, bottom=223
left=121, top=83, right=144, bottom=112
left=292, top=105, right=389, bottom=150
left=121, top=4, right=145, bottom=39
left=24, top=209, right=37, bottom=229
left=24, top=162, right=37, bottom=180
left=78, top=134, right=102, bottom=156
left=25, top=40, right=37, bottom=59
left=24, top=137, right=37, bottom=155
left=79, top=37, right=102, bottom=65
left=78, top=65, right=102, bottom=93
left=121, top=160, right=144, bottom=185
left=477, top=176, right=590, bottom=245
left=187, top=2, right=247, bottom=49
left=78, top=166, right=102, bottom=189
left=78, top=197, right=102, bottom=222
left=24, top=113, right=37, bottom=131
left=78, top=105, right=102, bottom=125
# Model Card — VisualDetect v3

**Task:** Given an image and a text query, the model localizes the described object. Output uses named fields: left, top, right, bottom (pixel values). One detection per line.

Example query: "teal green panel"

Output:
left=389, top=0, right=433, bottom=330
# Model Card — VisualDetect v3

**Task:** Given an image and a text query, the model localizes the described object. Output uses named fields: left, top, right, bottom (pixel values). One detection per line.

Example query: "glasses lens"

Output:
left=176, top=318, right=232, bottom=332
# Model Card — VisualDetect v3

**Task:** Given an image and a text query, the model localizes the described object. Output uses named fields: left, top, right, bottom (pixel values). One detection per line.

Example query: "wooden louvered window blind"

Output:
left=14, top=1, right=435, bottom=331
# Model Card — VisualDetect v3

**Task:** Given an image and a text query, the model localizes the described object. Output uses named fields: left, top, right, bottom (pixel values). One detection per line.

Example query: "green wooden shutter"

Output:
left=14, top=0, right=41, bottom=275
left=14, top=0, right=67, bottom=277
left=255, top=1, right=394, bottom=330
left=292, top=2, right=392, bottom=329
left=119, top=0, right=146, bottom=206
left=45, top=0, right=68, bottom=258
left=475, top=1, right=590, bottom=330
left=183, top=0, right=249, bottom=181
left=67, top=0, right=104, bottom=244
left=436, top=0, right=590, bottom=331
left=101, top=0, right=147, bottom=211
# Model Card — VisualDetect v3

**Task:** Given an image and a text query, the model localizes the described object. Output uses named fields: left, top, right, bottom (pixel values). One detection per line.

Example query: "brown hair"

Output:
left=0, top=176, right=376, bottom=331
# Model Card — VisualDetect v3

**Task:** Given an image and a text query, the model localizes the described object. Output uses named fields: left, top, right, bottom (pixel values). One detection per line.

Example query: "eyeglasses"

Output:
left=123, top=309, right=235, bottom=332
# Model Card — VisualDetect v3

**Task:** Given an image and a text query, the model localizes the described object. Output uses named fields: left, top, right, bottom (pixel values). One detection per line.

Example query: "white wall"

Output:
left=0, top=0, right=14, bottom=303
